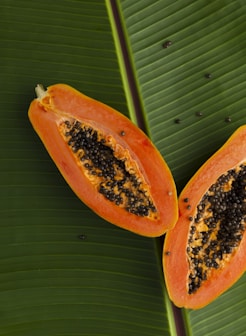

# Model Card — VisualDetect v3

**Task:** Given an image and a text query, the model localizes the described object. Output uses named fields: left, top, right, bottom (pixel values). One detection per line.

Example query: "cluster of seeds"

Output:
left=60, top=119, right=158, bottom=219
left=187, top=164, right=246, bottom=294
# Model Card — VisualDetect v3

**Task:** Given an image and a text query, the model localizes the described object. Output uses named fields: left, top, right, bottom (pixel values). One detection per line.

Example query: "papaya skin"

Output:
left=163, top=125, right=246, bottom=309
left=28, top=83, right=178, bottom=237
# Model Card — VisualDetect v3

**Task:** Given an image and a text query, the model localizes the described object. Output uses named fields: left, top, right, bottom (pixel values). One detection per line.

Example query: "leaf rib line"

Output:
left=106, top=0, right=149, bottom=132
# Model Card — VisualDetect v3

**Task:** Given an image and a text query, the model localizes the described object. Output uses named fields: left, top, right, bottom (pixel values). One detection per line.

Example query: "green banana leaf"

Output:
left=1, top=0, right=246, bottom=335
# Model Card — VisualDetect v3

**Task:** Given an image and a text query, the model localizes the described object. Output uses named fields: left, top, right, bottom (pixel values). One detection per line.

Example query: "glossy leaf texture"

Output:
left=118, top=0, right=246, bottom=334
left=1, top=0, right=246, bottom=335
left=0, top=1, right=174, bottom=335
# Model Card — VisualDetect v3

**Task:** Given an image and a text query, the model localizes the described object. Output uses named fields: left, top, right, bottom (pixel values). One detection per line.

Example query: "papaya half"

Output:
left=28, top=83, right=178, bottom=237
left=163, top=125, right=246, bottom=309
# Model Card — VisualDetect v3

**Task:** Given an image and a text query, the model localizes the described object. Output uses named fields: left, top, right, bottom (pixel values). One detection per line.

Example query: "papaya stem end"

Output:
left=35, top=84, right=47, bottom=100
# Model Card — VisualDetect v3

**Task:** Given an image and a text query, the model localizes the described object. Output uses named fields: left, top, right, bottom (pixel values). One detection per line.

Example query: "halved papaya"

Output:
left=163, top=125, right=246, bottom=309
left=28, top=83, right=178, bottom=237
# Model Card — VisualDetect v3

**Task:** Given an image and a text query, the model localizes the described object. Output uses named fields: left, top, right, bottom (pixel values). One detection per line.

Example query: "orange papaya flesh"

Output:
left=28, top=84, right=178, bottom=237
left=163, top=125, right=246, bottom=309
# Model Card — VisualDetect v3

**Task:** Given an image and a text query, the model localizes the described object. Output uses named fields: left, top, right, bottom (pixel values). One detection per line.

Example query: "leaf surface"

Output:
left=1, top=0, right=246, bottom=335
